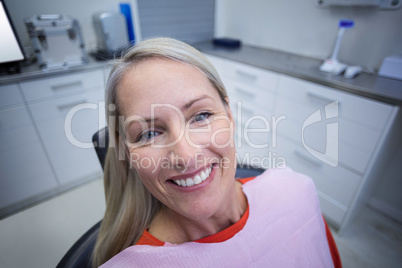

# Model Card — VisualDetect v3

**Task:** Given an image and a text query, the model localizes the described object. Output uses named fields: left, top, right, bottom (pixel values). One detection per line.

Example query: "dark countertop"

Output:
left=1, top=42, right=401, bottom=105
left=0, top=57, right=112, bottom=85
left=194, top=41, right=402, bottom=106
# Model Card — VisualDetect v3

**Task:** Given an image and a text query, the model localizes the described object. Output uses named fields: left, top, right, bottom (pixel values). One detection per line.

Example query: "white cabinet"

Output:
left=204, top=53, right=399, bottom=230
left=274, top=74, right=397, bottom=228
left=19, top=70, right=106, bottom=102
left=27, top=90, right=105, bottom=185
left=0, top=67, right=107, bottom=217
left=0, top=85, right=56, bottom=212
left=275, top=75, right=391, bottom=174
left=205, top=54, right=279, bottom=166
left=270, top=135, right=362, bottom=224
left=21, top=69, right=106, bottom=186
left=0, top=84, right=24, bottom=108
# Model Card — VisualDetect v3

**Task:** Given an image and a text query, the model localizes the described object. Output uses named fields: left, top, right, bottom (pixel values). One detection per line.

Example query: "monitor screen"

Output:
left=0, top=1, right=25, bottom=64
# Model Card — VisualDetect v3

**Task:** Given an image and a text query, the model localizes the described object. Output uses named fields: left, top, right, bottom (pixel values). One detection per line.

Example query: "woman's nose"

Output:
left=167, top=129, right=201, bottom=170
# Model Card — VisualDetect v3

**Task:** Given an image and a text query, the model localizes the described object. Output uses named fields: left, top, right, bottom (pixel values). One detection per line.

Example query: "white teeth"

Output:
left=186, top=178, right=195, bottom=187
left=173, top=165, right=213, bottom=187
left=194, top=175, right=202, bottom=185
left=200, top=171, right=207, bottom=181
left=207, top=165, right=212, bottom=176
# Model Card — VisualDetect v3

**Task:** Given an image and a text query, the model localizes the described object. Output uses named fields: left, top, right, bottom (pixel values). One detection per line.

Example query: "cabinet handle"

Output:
left=57, top=99, right=87, bottom=110
left=236, top=70, right=257, bottom=81
left=51, top=81, right=83, bottom=91
left=294, top=150, right=323, bottom=167
left=235, top=87, right=256, bottom=99
left=307, top=91, right=339, bottom=105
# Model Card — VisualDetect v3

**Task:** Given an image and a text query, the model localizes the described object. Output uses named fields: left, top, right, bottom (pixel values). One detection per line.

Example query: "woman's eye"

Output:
left=193, top=112, right=212, bottom=122
left=137, top=130, right=161, bottom=142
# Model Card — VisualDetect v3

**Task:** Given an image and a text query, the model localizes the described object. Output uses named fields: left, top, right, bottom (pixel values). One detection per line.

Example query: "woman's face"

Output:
left=117, top=58, right=237, bottom=220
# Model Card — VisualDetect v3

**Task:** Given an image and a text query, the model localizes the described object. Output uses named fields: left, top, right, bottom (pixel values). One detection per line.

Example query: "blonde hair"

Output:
left=92, top=37, right=228, bottom=267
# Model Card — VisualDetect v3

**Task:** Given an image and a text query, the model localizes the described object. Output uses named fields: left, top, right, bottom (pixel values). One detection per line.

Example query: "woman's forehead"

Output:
left=117, top=58, right=218, bottom=116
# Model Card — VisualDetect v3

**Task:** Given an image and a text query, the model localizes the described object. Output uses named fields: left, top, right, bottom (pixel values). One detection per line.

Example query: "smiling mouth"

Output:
left=171, top=164, right=214, bottom=187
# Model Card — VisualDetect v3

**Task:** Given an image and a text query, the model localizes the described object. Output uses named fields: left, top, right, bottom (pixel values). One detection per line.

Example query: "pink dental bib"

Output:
left=101, top=168, right=334, bottom=268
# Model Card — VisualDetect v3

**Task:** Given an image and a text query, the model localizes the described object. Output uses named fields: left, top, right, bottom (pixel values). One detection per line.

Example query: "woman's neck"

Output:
left=148, top=180, right=247, bottom=244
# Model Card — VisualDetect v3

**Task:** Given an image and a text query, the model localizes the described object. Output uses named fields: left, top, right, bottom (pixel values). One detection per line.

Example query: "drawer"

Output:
left=234, top=126, right=271, bottom=155
left=20, top=69, right=105, bottom=102
left=275, top=96, right=382, bottom=173
left=219, top=59, right=279, bottom=92
left=204, top=54, right=224, bottom=75
left=278, top=75, right=393, bottom=130
left=0, top=84, right=24, bottom=108
left=27, top=90, right=104, bottom=126
left=224, top=79, right=276, bottom=112
left=0, top=105, right=58, bottom=211
left=271, top=136, right=362, bottom=209
left=318, top=194, right=347, bottom=227
left=0, top=107, right=39, bottom=154
left=230, top=94, right=272, bottom=124
left=33, top=112, right=104, bottom=149
left=0, top=142, right=57, bottom=209
left=231, top=99, right=274, bottom=146
left=275, top=97, right=382, bottom=152
left=26, top=95, right=104, bottom=183
left=29, top=91, right=105, bottom=146
left=0, top=106, right=32, bottom=132
left=0, top=125, right=39, bottom=152
left=0, top=112, right=42, bottom=165
left=27, top=93, right=104, bottom=185
left=235, top=133, right=272, bottom=168
left=42, top=135, right=101, bottom=185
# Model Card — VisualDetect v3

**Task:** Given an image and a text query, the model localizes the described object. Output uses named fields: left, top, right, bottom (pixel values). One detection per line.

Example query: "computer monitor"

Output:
left=0, top=0, right=25, bottom=66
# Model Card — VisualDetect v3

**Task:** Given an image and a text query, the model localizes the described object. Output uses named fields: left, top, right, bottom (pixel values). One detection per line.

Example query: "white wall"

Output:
left=215, top=0, right=402, bottom=72
left=4, top=0, right=140, bottom=55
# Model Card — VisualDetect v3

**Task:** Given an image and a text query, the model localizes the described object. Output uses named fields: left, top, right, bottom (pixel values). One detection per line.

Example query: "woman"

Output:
left=92, top=38, right=340, bottom=267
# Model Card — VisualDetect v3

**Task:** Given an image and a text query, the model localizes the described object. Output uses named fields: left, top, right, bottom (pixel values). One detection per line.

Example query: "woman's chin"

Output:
left=171, top=201, right=222, bottom=222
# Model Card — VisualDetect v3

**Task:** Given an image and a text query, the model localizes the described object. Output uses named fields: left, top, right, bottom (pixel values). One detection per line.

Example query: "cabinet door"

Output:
left=275, top=96, right=381, bottom=173
left=273, top=74, right=396, bottom=227
left=275, top=75, right=393, bottom=174
left=27, top=90, right=105, bottom=185
left=20, top=69, right=106, bottom=102
left=0, top=106, right=57, bottom=210
left=204, top=54, right=224, bottom=75
left=277, top=75, right=392, bottom=130
left=213, top=56, right=279, bottom=93
left=0, top=84, right=24, bottom=108
left=270, top=136, right=363, bottom=226
left=224, top=79, right=276, bottom=113
left=205, top=55, right=280, bottom=168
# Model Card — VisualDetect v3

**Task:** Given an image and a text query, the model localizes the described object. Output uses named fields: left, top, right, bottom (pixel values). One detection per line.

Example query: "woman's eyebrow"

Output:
left=126, top=118, right=160, bottom=132
left=127, top=95, right=214, bottom=127
left=182, top=94, right=214, bottom=111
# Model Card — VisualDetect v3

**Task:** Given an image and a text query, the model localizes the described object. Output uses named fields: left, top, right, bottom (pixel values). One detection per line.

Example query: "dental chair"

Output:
left=57, top=127, right=266, bottom=268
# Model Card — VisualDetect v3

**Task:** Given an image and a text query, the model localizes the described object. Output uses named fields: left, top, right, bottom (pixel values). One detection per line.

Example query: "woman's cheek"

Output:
left=128, top=147, right=160, bottom=176
left=209, top=119, right=235, bottom=149
left=186, top=129, right=212, bottom=149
